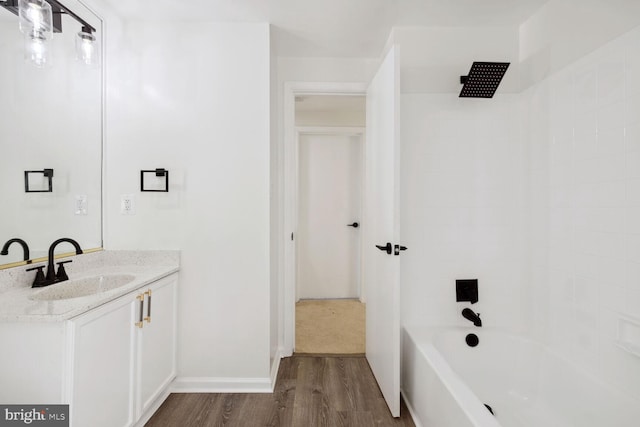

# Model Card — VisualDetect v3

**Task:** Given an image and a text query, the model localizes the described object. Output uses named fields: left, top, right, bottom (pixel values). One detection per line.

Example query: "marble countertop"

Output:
left=0, top=250, right=180, bottom=322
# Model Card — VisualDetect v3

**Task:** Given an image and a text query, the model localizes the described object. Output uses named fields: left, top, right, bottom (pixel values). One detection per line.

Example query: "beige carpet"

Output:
left=295, top=299, right=365, bottom=354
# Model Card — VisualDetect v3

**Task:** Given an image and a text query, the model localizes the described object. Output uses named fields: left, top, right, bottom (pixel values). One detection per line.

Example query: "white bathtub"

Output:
left=401, top=326, right=640, bottom=427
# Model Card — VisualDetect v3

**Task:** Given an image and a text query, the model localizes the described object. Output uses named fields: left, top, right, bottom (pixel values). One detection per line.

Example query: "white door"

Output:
left=363, top=45, right=401, bottom=417
left=297, top=133, right=362, bottom=299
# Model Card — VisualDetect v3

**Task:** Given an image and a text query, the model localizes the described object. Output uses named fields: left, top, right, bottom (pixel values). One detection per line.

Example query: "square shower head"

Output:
left=459, top=62, right=510, bottom=98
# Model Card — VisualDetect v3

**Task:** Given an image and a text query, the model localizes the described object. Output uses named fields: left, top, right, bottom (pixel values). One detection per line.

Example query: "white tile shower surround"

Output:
left=524, top=25, right=640, bottom=400
left=401, top=24, right=640, bottom=411
left=401, top=93, right=527, bottom=331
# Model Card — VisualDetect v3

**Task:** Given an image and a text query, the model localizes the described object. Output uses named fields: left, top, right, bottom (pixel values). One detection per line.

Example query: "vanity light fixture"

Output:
left=75, top=25, right=97, bottom=65
left=18, top=0, right=53, bottom=67
left=1, top=0, right=98, bottom=67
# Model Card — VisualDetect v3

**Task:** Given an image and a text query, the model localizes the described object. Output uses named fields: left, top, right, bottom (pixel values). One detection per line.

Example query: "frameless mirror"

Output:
left=0, top=0, right=102, bottom=268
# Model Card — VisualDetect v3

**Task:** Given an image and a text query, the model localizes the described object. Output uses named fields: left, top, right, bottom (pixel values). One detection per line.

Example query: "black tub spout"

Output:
left=462, top=308, right=482, bottom=327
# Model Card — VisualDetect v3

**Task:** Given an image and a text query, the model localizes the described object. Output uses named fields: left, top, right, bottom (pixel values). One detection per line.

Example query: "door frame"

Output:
left=295, top=126, right=365, bottom=300
left=283, top=82, right=368, bottom=356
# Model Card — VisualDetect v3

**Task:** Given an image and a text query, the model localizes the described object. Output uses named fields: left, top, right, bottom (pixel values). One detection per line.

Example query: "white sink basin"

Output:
left=29, top=274, right=136, bottom=301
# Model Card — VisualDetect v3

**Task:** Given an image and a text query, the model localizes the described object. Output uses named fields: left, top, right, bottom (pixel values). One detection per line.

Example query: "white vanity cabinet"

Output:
left=136, top=273, right=177, bottom=420
left=0, top=272, right=177, bottom=427
left=70, top=273, right=177, bottom=427
left=70, top=288, right=137, bottom=427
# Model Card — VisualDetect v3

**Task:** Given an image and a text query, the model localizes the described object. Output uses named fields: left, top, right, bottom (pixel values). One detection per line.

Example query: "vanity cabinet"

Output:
left=71, top=288, right=137, bottom=427
left=0, top=272, right=177, bottom=427
left=137, top=274, right=177, bottom=419
left=71, top=273, right=177, bottom=427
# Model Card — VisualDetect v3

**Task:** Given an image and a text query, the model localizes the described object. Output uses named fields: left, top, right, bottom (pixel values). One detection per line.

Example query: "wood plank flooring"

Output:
left=146, top=355, right=415, bottom=427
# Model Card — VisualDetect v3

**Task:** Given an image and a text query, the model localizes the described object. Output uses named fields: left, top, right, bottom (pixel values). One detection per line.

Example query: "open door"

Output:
left=363, top=45, right=401, bottom=417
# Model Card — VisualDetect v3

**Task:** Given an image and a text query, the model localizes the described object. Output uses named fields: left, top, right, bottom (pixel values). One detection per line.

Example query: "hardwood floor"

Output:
left=146, top=355, right=415, bottom=426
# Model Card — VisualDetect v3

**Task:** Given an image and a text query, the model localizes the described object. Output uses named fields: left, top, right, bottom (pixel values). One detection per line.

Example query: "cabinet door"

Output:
left=137, top=274, right=177, bottom=417
left=71, top=294, right=138, bottom=427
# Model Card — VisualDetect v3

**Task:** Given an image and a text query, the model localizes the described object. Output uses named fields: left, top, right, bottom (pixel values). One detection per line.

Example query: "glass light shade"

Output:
left=24, top=30, right=48, bottom=67
left=18, top=0, right=53, bottom=40
left=75, top=30, right=98, bottom=66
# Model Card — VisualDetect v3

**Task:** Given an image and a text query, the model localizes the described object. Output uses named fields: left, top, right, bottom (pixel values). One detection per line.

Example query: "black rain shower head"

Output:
left=459, top=62, right=510, bottom=98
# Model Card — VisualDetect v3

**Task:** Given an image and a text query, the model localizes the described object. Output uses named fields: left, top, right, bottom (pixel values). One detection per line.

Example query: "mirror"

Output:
left=0, top=0, right=102, bottom=268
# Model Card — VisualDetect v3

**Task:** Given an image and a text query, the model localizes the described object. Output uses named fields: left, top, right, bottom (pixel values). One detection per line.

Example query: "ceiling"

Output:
left=97, top=0, right=551, bottom=57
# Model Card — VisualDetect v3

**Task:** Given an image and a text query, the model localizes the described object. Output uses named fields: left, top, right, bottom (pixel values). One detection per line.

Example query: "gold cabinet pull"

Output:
left=135, top=294, right=144, bottom=328
left=144, top=289, right=152, bottom=323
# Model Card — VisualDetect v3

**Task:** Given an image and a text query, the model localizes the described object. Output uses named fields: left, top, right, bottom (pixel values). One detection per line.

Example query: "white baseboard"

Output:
left=170, top=349, right=287, bottom=394
left=270, top=347, right=287, bottom=390
left=171, top=376, right=273, bottom=393
left=134, top=388, right=171, bottom=427
left=401, top=389, right=423, bottom=427
left=282, top=346, right=294, bottom=358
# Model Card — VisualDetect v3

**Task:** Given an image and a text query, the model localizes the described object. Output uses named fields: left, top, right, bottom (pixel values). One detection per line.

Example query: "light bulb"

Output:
left=28, top=5, right=43, bottom=28
left=25, top=31, right=48, bottom=67
left=18, top=0, right=52, bottom=39
left=75, top=30, right=98, bottom=66
left=18, top=0, right=52, bottom=67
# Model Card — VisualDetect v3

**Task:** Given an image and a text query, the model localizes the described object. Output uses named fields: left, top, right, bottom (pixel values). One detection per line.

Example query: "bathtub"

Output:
left=401, top=326, right=640, bottom=427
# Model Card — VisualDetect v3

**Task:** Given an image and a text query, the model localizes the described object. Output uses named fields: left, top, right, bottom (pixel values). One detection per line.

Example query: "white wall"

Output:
left=517, top=0, right=640, bottom=401
left=401, top=94, right=527, bottom=331
left=269, top=25, right=280, bottom=374
left=104, top=21, right=272, bottom=383
left=296, top=110, right=365, bottom=127
left=524, top=24, right=640, bottom=399
left=278, top=57, right=377, bottom=85
left=520, top=0, right=640, bottom=88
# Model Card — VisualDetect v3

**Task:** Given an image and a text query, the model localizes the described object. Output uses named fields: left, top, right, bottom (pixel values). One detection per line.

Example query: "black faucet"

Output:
left=27, top=238, right=83, bottom=288
left=45, top=238, right=83, bottom=282
left=462, top=308, right=482, bottom=327
left=1, top=238, right=31, bottom=263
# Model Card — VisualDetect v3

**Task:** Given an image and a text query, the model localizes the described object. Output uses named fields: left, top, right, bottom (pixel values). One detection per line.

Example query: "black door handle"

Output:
left=394, top=244, right=408, bottom=256
left=347, top=222, right=359, bottom=228
left=375, top=242, right=393, bottom=255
